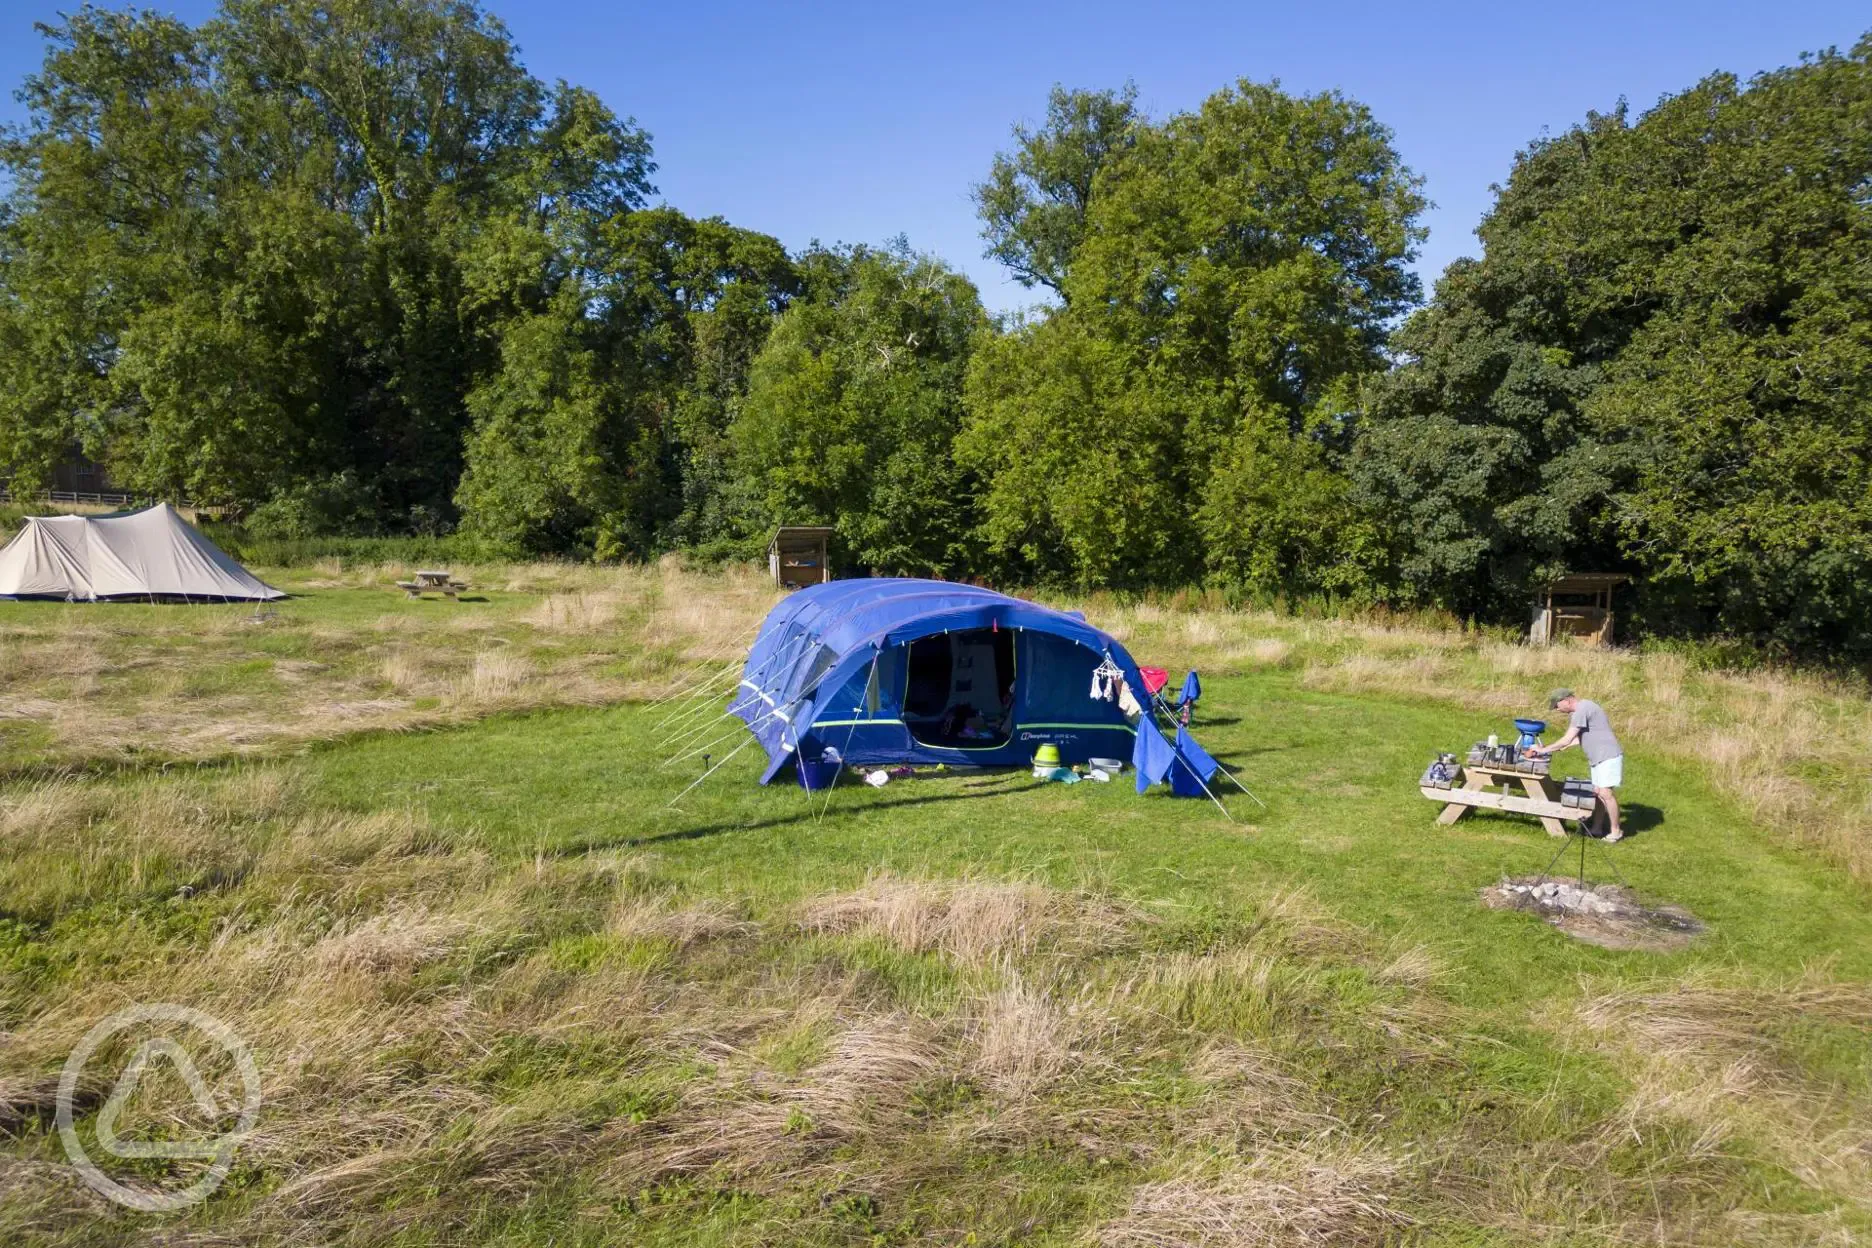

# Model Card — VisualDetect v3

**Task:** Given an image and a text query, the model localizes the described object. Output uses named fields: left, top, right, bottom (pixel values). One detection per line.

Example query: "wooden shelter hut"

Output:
left=768, top=526, right=835, bottom=590
left=1529, top=573, right=1631, bottom=646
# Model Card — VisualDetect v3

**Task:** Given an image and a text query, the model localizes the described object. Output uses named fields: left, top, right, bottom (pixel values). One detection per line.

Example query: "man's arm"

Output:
left=1530, top=727, right=1581, bottom=758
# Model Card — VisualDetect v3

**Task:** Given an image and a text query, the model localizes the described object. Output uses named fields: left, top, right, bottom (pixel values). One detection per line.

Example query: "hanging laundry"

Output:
left=1117, top=679, right=1143, bottom=718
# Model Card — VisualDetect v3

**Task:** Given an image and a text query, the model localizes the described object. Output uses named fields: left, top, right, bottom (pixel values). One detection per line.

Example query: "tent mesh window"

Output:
left=902, top=628, right=1016, bottom=748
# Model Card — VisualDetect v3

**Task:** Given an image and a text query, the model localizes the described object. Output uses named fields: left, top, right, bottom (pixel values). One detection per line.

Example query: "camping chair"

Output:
left=1144, top=668, right=1201, bottom=727
left=1177, top=670, right=1201, bottom=725
left=1138, top=666, right=1171, bottom=719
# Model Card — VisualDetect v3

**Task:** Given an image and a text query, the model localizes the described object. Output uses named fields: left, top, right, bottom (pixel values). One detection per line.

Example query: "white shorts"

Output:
left=1590, top=756, right=1623, bottom=789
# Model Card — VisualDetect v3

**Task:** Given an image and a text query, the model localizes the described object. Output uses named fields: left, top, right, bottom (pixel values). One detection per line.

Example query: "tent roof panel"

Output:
left=0, top=504, right=281, bottom=601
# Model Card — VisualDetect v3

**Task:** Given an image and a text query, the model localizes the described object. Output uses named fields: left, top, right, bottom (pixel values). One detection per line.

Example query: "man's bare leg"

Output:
left=1597, top=786, right=1623, bottom=842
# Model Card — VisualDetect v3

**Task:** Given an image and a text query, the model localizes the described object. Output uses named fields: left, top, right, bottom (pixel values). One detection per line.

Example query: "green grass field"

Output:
left=2, top=566, right=1869, bottom=1245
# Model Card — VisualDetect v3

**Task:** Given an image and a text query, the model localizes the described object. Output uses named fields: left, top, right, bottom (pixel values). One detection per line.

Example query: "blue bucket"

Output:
left=796, top=754, right=840, bottom=791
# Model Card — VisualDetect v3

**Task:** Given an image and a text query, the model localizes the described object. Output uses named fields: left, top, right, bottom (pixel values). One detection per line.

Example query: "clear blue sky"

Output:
left=3, top=0, right=1867, bottom=313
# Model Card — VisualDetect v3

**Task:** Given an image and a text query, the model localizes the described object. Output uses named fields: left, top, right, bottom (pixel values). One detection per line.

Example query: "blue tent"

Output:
left=732, top=578, right=1155, bottom=783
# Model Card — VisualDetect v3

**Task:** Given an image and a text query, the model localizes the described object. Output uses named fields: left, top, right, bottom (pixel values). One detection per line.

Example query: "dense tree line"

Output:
left=2, top=2, right=1869, bottom=655
left=1354, top=45, right=1872, bottom=655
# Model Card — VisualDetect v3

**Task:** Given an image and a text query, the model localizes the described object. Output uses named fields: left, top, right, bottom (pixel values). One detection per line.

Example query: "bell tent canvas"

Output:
left=0, top=504, right=283, bottom=602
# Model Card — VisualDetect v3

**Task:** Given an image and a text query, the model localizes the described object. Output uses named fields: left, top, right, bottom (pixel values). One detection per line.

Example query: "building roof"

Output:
left=1543, top=573, right=1632, bottom=593
left=768, top=525, right=837, bottom=552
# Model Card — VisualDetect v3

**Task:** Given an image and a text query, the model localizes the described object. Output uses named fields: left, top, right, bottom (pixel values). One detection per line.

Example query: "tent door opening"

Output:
left=903, top=628, right=1015, bottom=749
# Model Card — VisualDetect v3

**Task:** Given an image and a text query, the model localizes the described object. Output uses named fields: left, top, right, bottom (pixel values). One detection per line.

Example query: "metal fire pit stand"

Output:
left=1534, top=812, right=1629, bottom=891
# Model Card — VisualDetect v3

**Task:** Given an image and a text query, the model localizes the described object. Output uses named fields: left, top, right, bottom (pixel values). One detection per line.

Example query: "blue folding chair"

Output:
left=1177, top=669, right=1201, bottom=726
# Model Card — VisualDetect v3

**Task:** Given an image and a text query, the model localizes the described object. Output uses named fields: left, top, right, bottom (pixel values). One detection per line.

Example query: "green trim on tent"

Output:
left=1017, top=722, right=1138, bottom=734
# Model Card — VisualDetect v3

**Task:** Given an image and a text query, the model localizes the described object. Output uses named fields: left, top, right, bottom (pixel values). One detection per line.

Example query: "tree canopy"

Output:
left=732, top=242, right=987, bottom=576
left=1355, top=37, right=1872, bottom=653
left=4, top=3, right=1870, bottom=657
left=0, top=0, right=659, bottom=530
left=962, top=81, right=1424, bottom=592
left=972, top=84, right=1140, bottom=300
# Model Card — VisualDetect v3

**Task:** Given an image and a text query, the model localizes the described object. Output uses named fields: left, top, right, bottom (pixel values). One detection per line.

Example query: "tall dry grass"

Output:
left=0, top=558, right=781, bottom=776
left=1097, top=1142, right=1415, bottom=1247
left=970, top=979, right=1093, bottom=1099
left=798, top=872, right=1140, bottom=964
left=1575, top=977, right=1872, bottom=1216
left=1087, top=597, right=1872, bottom=884
left=2, top=763, right=1860, bottom=1245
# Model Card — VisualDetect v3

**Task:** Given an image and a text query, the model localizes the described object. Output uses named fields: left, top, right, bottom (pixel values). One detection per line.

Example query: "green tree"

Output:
left=1355, top=37, right=1872, bottom=653
left=0, top=0, right=654, bottom=526
left=1349, top=258, right=1611, bottom=618
left=454, top=208, right=797, bottom=558
left=599, top=208, right=799, bottom=551
left=974, top=84, right=1140, bottom=300
left=964, top=80, right=1425, bottom=592
left=960, top=315, right=1199, bottom=588
left=732, top=243, right=988, bottom=575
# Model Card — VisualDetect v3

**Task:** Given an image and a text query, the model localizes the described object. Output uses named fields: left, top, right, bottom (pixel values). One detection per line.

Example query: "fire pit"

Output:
left=1481, top=876, right=1704, bottom=952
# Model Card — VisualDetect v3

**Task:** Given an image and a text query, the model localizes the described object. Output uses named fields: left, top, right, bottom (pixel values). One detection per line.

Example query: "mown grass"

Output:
left=1, top=566, right=1868, bottom=1246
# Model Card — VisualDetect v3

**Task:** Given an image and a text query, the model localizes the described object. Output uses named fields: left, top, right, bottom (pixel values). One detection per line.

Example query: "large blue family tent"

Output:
left=733, top=578, right=1165, bottom=784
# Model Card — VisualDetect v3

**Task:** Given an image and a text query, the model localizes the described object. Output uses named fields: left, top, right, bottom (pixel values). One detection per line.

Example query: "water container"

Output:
left=796, top=754, right=840, bottom=791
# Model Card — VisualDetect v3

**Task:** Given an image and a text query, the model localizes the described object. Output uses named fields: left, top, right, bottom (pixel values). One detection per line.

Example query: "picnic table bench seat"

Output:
left=397, top=575, right=471, bottom=599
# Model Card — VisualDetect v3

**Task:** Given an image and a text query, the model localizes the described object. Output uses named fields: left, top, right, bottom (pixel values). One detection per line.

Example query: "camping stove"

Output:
left=1513, top=718, right=1546, bottom=751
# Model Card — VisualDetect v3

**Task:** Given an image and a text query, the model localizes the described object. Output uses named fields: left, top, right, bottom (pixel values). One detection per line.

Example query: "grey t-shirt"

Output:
left=1569, top=699, right=1622, bottom=766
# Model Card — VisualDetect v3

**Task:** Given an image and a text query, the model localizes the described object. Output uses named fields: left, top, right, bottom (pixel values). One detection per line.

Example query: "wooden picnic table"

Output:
left=397, top=570, right=470, bottom=600
left=1423, top=761, right=1588, bottom=838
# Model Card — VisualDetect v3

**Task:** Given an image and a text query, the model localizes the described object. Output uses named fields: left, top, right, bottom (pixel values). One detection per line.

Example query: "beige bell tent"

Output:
left=0, top=504, right=283, bottom=602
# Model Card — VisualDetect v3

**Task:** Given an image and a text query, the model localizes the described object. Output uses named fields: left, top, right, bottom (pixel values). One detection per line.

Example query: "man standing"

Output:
left=1528, top=689, right=1625, bottom=841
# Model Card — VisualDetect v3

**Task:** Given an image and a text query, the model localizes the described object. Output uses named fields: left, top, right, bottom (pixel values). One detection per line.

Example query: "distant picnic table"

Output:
left=397, top=569, right=470, bottom=599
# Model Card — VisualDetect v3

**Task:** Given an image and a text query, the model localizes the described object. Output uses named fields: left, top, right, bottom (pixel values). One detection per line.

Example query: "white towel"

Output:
left=1117, top=679, right=1142, bottom=718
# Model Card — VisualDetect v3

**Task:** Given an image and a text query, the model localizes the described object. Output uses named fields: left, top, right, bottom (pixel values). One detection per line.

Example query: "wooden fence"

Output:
left=0, top=485, right=232, bottom=519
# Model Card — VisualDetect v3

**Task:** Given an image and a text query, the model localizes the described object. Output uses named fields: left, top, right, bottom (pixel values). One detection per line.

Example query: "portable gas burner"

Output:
left=1512, top=718, right=1546, bottom=751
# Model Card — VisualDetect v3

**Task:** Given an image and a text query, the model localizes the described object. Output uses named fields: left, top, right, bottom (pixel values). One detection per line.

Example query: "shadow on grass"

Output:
left=1559, top=800, right=1663, bottom=841
left=1209, top=745, right=1295, bottom=766
left=552, top=780, right=1053, bottom=856
left=1608, top=801, right=1665, bottom=838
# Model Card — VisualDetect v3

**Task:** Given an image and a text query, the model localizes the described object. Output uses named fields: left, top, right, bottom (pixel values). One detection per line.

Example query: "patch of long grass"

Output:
left=798, top=872, right=1140, bottom=965
left=4, top=566, right=1871, bottom=1246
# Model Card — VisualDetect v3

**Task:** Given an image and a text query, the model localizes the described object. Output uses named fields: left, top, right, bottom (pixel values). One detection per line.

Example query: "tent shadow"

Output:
left=553, top=781, right=1052, bottom=856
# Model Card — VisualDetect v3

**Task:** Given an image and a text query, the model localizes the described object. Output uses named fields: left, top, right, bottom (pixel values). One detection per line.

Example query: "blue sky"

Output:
left=3, top=1, right=1866, bottom=313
